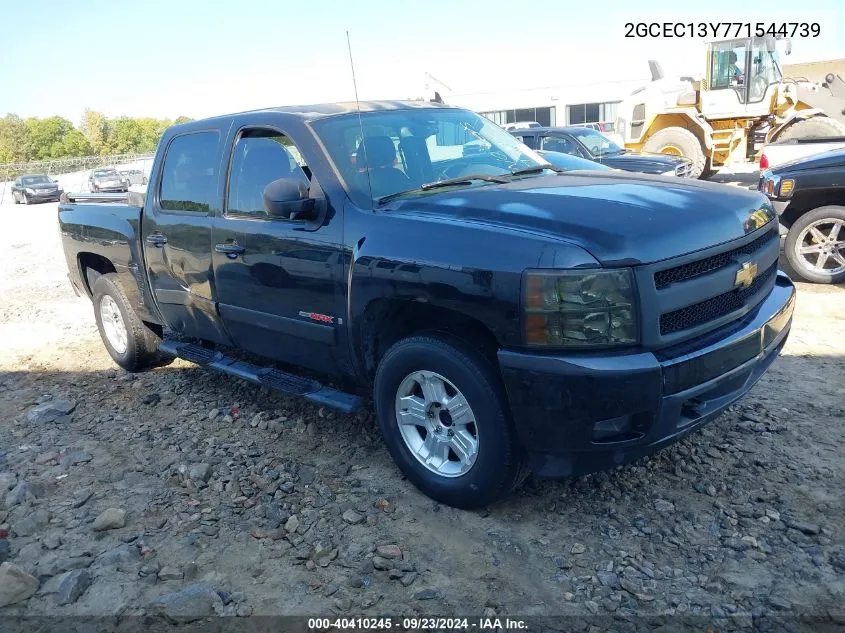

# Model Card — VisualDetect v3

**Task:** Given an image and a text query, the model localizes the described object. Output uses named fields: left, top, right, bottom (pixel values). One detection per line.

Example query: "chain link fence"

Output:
left=0, top=153, right=156, bottom=204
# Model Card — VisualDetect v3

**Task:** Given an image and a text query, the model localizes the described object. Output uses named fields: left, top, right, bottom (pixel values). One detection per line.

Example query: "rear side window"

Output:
left=159, top=131, right=219, bottom=213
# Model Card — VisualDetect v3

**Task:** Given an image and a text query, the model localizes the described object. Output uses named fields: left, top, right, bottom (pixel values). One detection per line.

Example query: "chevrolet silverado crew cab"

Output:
left=59, top=101, right=795, bottom=509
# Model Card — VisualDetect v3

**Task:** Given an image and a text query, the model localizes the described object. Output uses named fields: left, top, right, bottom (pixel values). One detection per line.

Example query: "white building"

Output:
left=444, top=77, right=650, bottom=130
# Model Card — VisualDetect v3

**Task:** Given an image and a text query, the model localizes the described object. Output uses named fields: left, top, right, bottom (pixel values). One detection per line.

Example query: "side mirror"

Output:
left=263, top=178, right=316, bottom=220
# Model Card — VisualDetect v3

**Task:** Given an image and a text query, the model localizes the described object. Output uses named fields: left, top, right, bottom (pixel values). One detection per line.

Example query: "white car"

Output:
left=502, top=121, right=541, bottom=131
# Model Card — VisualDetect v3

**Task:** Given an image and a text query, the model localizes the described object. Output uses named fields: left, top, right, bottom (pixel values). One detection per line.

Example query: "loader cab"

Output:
left=702, top=36, right=785, bottom=119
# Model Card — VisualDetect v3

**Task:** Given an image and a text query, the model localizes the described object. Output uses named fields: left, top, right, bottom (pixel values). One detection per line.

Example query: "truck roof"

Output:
left=171, top=100, right=454, bottom=131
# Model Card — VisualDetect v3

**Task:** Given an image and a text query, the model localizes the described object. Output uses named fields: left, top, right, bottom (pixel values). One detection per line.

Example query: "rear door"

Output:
left=141, top=126, right=233, bottom=345
left=211, top=124, right=346, bottom=375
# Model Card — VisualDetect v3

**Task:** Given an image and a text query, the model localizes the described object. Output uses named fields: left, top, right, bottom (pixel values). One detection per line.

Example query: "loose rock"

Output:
left=93, top=508, right=126, bottom=531
left=55, top=569, right=92, bottom=605
left=0, top=562, right=40, bottom=607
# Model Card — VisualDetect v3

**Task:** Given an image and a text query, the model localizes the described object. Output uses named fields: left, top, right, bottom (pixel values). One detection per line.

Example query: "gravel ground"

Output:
left=1, top=192, right=845, bottom=629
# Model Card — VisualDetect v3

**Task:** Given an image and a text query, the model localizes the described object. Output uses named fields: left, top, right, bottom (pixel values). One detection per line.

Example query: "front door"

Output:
left=701, top=39, right=749, bottom=119
left=141, top=128, right=233, bottom=345
left=211, top=126, right=346, bottom=375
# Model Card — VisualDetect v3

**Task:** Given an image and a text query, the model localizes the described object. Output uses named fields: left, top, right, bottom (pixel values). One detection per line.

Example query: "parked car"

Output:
left=118, top=169, right=149, bottom=186
left=59, top=101, right=794, bottom=509
left=502, top=121, right=541, bottom=131
left=11, top=174, right=62, bottom=204
left=758, top=148, right=845, bottom=284
left=759, top=135, right=845, bottom=170
left=89, top=168, right=129, bottom=193
left=535, top=149, right=613, bottom=171
left=512, top=126, right=694, bottom=177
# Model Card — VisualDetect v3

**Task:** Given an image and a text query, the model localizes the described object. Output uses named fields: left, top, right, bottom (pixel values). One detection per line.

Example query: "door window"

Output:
left=710, top=41, right=747, bottom=91
left=226, top=131, right=310, bottom=219
left=541, top=135, right=579, bottom=155
left=159, top=131, right=220, bottom=213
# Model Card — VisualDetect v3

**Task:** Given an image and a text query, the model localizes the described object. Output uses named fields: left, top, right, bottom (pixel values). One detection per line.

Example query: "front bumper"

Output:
left=498, top=272, right=796, bottom=477
left=27, top=191, right=61, bottom=202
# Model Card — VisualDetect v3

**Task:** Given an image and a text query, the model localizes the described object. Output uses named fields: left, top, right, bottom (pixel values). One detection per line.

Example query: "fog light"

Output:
left=592, top=415, right=633, bottom=442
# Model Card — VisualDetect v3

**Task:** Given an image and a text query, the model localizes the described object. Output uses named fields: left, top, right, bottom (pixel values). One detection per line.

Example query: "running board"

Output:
left=159, top=341, right=363, bottom=414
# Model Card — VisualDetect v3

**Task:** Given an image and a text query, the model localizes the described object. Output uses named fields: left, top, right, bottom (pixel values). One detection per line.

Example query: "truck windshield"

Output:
left=310, top=108, right=550, bottom=206
left=566, top=127, right=624, bottom=157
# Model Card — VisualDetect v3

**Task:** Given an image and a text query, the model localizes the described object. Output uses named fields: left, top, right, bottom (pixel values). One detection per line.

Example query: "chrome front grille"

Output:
left=674, top=163, right=692, bottom=178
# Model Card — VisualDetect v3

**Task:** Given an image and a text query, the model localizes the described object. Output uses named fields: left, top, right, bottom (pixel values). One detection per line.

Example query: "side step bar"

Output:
left=159, top=341, right=364, bottom=414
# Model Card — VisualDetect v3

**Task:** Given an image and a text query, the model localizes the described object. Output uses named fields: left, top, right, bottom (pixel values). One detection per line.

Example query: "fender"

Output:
left=767, top=108, right=827, bottom=143
left=638, top=109, right=715, bottom=150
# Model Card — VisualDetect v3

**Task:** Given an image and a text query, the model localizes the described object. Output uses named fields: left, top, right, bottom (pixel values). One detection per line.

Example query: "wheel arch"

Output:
left=636, top=111, right=713, bottom=152
left=358, top=298, right=502, bottom=384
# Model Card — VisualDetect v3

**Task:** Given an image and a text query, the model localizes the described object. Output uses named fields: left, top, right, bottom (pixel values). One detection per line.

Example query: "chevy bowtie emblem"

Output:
left=735, top=262, right=758, bottom=289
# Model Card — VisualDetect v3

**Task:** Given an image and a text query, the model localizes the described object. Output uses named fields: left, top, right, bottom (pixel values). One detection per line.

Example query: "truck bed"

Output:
left=761, top=137, right=845, bottom=170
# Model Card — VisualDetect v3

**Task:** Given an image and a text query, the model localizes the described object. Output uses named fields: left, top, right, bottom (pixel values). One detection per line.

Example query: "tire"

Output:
left=643, top=127, right=707, bottom=179
left=13, top=192, right=20, bottom=204
left=91, top=273, right=165, bottom=371
left=90, top=184, right=98, bottom=193
left=784, top=206, right=845, bottom=284
left=374, top=335, right=527, bottom=509
left=21, top=192, right=29, bottom=205
left=777, top=116, right=845, bottom=142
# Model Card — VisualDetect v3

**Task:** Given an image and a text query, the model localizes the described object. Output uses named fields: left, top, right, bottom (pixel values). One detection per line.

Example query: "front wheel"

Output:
left=92, top=273, right=166, bottom=371
left=20, top=192, right=29, bottom=205
left=643, top=127, right=707, bottom=179
left=374, top=335, right=527, bottom=509
left=13, top=191, right=20, bottom=204
left=785, top=206, right=845, bottom=284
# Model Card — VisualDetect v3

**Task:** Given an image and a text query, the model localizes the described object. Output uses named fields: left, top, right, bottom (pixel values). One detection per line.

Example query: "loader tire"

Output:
left=777, top=117, right=845, bottom=142
left=643, top=127, right=707, bottom=179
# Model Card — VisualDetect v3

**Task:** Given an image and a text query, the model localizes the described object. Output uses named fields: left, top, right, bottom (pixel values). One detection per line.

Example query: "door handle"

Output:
left=145, top=233, right=167, bottom=247
left=215, top=243, right=245, bottom=257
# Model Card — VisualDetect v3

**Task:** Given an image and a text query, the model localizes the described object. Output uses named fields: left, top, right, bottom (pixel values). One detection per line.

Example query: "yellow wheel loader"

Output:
left=616, top=36, right=845, bottom=178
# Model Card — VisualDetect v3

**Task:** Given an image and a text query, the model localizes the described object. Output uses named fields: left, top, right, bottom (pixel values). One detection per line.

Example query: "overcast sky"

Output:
left=1, top=0, right=841, bottom=123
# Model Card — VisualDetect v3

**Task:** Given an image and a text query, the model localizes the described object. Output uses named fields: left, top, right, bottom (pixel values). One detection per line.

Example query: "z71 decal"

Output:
left=298, top=311, right=341, bottom=325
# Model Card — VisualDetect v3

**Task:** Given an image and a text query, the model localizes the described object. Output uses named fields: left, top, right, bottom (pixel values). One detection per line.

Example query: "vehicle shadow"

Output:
left=706, top=169, right=760, bottom=188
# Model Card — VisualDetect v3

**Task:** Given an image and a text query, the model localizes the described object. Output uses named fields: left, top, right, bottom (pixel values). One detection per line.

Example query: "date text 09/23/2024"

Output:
left=308, top=617, right=527, bottom=630
left=624, top=22, right=820, bottom=38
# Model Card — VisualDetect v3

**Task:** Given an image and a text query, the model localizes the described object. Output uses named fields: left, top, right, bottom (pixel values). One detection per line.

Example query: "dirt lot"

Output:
left=1, top=188, right=845, bottom=627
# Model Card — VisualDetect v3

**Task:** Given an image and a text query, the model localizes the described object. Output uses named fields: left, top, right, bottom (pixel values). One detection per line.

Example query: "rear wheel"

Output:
left=785, top=206, right=845, bottom=284
left=374, top=335, right=527, bottom=509
left=777, top=116, right=845, bottom=142
left=643, top=127, right=707, bottom=179
left=92, top=273, right=166, bottom=371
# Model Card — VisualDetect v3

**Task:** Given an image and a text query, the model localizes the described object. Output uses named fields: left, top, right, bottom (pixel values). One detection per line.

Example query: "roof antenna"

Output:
left=346, top=30, right=373, bottom=210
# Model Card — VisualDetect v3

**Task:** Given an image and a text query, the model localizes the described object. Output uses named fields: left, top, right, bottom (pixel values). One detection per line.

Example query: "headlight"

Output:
left=25, top=187, right=35, bottom=194
left=778, top=179, right=795, bottom=197
left=523, top=269, right=639, bottom=348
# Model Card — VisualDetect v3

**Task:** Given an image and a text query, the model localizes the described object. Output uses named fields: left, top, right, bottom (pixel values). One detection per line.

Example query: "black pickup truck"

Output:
left=758, top=148, right=845, bottom=284
left=59, top=101, right=795, bottom=508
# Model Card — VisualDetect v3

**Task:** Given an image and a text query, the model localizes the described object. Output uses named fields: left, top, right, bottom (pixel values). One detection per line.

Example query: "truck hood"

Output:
left=773, top=147, right=845, bottom=173
left=388, top=172, right=775, bottom=266
left=594, top=151, right=688, bottom=174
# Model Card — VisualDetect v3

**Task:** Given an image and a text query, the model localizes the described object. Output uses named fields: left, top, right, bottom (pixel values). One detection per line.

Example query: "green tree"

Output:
left=105, top=117, right=145, bottom=154
left=60, top=129, right=92, bottom=157
left=26, top=116, right=75, bottom=159
left=80, top=109, right=108, bottom=154
left=0, top=114, right=32, bottom=163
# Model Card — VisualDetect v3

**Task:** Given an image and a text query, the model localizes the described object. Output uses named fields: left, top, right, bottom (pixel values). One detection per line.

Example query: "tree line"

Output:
left=0, top=109, right=192, bottom=164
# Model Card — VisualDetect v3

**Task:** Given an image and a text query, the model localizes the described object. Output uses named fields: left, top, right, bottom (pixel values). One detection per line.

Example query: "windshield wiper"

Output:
left=377, top=173, right=527, bottom=205
left=421, top=174, right=511, bottom=190
left=509, top=164, right=562, bottom=176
